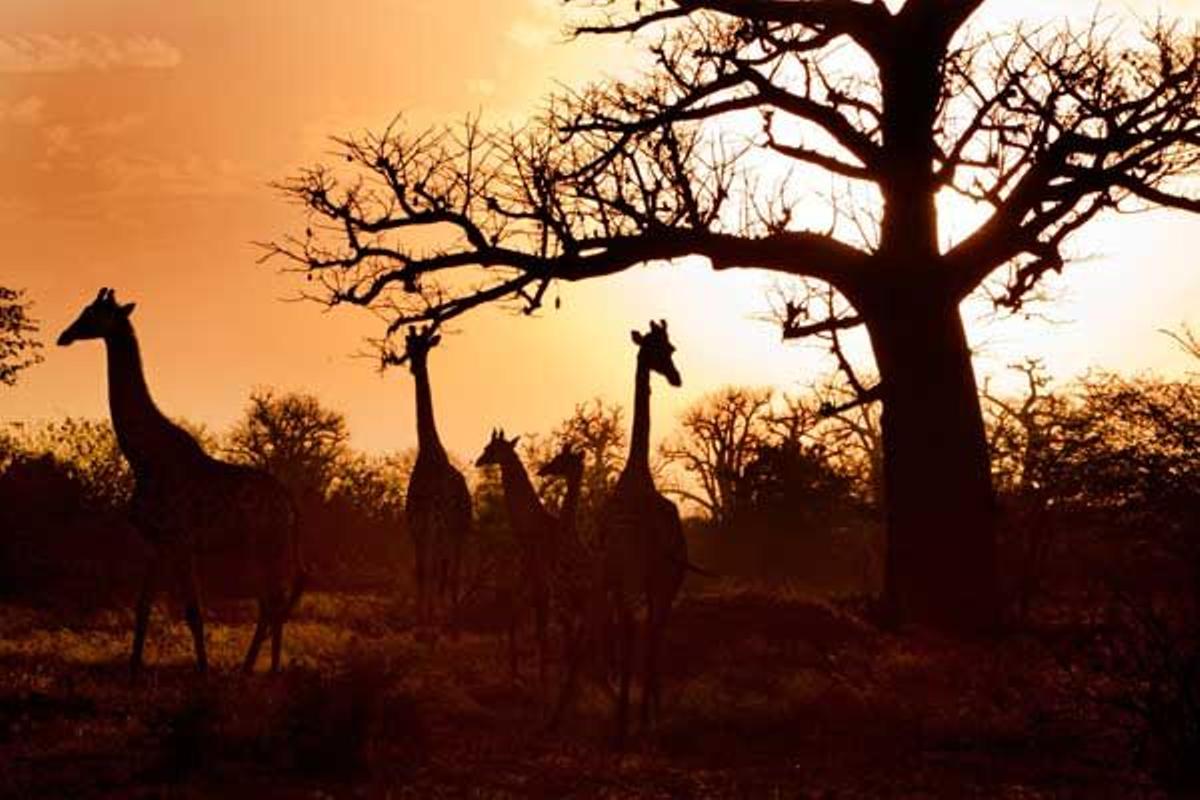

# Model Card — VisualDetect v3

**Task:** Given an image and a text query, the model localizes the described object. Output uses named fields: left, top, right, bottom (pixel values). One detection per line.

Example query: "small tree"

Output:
left=225, top=389, right=350, bottom=500
left=660, top=386, right=773, bottom=528
left=0, top=287, right=43, bottom=387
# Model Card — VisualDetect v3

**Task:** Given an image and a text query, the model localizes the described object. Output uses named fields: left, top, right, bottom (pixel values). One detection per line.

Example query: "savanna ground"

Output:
left=0, top=576, right=1155, bottom=799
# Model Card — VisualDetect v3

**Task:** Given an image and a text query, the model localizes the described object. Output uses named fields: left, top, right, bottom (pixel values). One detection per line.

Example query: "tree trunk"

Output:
left=864, top=290, right=1000, bottom=632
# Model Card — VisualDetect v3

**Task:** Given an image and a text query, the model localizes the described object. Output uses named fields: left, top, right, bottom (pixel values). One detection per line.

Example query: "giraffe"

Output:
left=536, top=443, right=600, bottom=730
left=56, top=288, right=305, bottom=675
left=601, top=319, right=687, bottom=747
left=475, top=429, right=556, bottom=685
left=401, top=326, right=472, bottom=637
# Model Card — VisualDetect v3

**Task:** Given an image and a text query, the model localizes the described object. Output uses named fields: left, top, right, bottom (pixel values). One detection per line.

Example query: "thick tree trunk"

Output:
left=864, top=291, right=1000, bottom=632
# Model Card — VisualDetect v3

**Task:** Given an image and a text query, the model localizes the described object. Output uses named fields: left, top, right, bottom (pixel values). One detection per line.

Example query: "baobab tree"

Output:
left=266, top=1, right=1200, bottom=631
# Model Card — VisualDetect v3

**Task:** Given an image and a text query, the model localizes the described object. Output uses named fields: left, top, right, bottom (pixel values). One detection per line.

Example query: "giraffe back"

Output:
left=601, top=480, right=686, bottom=603
left=130, top=455, right=300, bottom=579
left=406, top=453, right=472, bottom=548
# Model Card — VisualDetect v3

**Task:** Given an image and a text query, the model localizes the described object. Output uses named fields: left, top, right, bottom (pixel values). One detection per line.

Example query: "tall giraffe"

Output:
left=402, top=326, right=471, bottom=636
left=601, top=319, right=686, bottom=747
left=57, top=288, right=305, bottom=675
left=475, top=429, right=556, bottom=685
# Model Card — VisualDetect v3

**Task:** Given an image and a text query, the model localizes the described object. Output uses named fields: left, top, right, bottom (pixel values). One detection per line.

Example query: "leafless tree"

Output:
left=267, top=2, right=1200, bottom=630
left=660, top=386, right=773, bottom=527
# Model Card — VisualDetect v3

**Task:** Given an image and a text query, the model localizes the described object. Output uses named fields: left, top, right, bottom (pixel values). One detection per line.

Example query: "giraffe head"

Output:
left=401, top=325, right=441, bottom=374
left=631, top=319, right=681, bottom=387
left=57, top=288, right=137, bottom=346
left=475, top=428, right=521, bottom=468
left=537, top=442, right=584, bottom=481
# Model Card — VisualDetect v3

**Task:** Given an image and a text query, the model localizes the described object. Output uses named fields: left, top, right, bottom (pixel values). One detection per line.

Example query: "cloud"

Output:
left=0, top=96, right=44, bottom=125
left=0, top=34, right=182, bottom=73
left=88, top=112, right=148, bottom=138
left=94, top=154, right=258, bottom=200
left=44, top=124, right=79, bottom=158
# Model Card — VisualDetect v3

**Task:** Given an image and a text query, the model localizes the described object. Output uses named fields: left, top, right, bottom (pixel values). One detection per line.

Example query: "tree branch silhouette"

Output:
left=267, top=0, right=1199, bottom=629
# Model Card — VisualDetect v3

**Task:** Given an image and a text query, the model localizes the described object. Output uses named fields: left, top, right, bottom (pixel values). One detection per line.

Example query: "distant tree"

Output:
left=740, top=438, right=860, bottom=534
left=0, top=287, right=43, bottom=387
left=529, top=398, right=628, bottom=528
left=271, top=2, right=1200, bottom=629
left=1051, top=373, right=1199, bottom=548
left=327, top=450, right=413, bottom=527
left=225, top=389, right=350, bottom=500
left=13, top=418, right=132, bottom=511
left=981, top=360, right=1070, bottom=621
left=660, top=386, right=773, bottom=528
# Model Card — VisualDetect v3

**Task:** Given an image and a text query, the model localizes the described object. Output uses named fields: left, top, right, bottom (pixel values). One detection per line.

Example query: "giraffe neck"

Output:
left=412, top=359, right=446, bottom=459
left=560, top=468, right=583, bottom=538
left=103, top=322, right=198, bottom=471
left=498, top=450, right=546, bottom=532
left=624, top=358, right=653, bottom=479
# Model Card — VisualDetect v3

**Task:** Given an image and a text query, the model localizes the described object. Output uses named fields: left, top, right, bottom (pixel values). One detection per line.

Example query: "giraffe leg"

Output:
left=269, top=587, right=286, bottom=674
left=614, top=603, right=635, bottom=750
left=413, top=542, right=429, bottom=639
left=130, top=550, right=162, bottom=678
left=432, top=556, right=449, bottom=642
left=545, top=613, right=583, bottom=732
left=508, top=587, right=521, bottom=680
left=447, top=542, right=463, bottom=640
left=175, top=557, right=207, bottom=674
left=535, top=585, right=549, bottom=693
left=242, top=595, right=273, bottom=675
left=641, top=597, right=668, bottom=733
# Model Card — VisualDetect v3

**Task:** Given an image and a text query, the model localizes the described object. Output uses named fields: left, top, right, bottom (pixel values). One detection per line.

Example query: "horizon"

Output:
left=2, top=0, right=1198, bottom=459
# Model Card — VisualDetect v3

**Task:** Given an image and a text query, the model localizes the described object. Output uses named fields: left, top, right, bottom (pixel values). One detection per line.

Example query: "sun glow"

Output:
left=0, top=0, right=1196, bottom=460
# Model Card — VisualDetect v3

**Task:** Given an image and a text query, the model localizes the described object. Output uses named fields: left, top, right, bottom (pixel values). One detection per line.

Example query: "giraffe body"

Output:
left=57, top=288, right=304, bottom=675
left=476, top=430, right=557, bottom=685
left=538, top=444, right=606, bottom=731
left=599, top=320, right=686, bottom=747
left=402, top=327, right=472, bottom=635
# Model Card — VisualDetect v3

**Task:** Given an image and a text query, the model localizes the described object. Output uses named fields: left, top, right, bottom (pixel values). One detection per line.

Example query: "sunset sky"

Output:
left=2, top=0, right=1197, bottom=459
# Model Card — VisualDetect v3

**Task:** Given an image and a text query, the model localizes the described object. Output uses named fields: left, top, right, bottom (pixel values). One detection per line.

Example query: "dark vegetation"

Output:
left=1, top=357, right=1197, bottom=795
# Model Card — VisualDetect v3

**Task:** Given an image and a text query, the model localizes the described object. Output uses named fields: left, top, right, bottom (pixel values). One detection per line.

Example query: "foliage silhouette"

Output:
left=0, top=286, right=43, bottom=388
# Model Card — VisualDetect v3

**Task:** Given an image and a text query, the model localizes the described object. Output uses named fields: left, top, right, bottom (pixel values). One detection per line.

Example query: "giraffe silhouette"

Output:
left=536, top=443, right=601, bottom=730
left=601, top=319, right=687, bottom=747
left=401, top=326, right=472, bottom=637
left=57, top=288, right=305, bottom=675
left=476, top=429, right=556, bottom=686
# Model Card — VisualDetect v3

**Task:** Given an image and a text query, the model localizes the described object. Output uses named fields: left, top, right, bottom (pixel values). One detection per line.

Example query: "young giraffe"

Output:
left=475, top=429, right=556, bottom=686
left=57, top=288, right=305, bottom=675
left=537, top=443, right=599, bottom=730
left=401, top=326, right=472, bottom=636
left=601, top=319, right=687, bottom=747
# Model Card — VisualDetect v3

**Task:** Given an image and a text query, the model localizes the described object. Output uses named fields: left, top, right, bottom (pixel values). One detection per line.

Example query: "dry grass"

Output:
left=0, top=585, right=1160, bottom=798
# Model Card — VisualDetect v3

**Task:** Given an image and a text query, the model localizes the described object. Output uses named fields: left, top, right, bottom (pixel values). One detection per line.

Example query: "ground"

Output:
left=0, top=584, right=1162, bottom=799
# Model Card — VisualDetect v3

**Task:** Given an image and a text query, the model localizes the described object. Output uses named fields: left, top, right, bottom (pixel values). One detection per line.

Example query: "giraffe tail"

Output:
left=282, top=493, right=308, bottom=621
left=283, top=567, right=308, bottom=620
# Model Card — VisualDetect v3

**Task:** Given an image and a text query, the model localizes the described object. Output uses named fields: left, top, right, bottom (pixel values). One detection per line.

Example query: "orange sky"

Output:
left=2, top=0, right=1198, bottom=459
